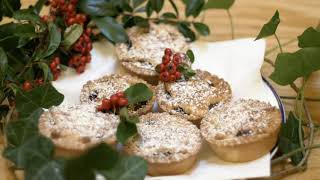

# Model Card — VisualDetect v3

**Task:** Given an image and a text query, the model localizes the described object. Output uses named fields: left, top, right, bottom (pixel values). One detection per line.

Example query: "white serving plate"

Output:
left=53, top=38, right=285, bottom=180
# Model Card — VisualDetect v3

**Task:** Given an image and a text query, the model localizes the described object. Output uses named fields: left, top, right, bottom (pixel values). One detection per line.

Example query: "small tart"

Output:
left=115, top=23, right=189, bottom=83
left=124, top=113, right=202, bottom=176
left=200, top=99, right=282, bottom=162
left=80, top=74, right=155, bottom=116
left=156, top=70, right=232, bottom=125
left=39, top=104, right=120, bottom=157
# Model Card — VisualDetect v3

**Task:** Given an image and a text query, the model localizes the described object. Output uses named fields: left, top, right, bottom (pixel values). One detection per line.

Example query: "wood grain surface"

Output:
left=1, top=0, right=320, bottom=179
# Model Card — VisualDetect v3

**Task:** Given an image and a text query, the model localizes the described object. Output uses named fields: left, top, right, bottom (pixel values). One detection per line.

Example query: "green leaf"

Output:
left=133, top=16, right=149, bottom=28
left=101, top=156, right=148, bottom=180
left=255, top=10, right=280, bottom=40
left=4, top=134, right=53, bottom=169
left=185, top=0, right=205, bottom=17
left=204, top=0, right=235, bottom=9
left=38, top=62, right=50, bottom=82
left=16, top=84, right=64, bottom=118
left=161, top=12, right=177, bottom=19
left=0, top=47, right=8, bottom=84
left=298, top=27, right=320, bottom=48
left=116, top=120, right=137, bottom=144
left=1, top=0, right=21, bottom=17
left=177, top=22, right=196, bottom=41
left=279, top=112, right=304, bottom=165
left=124, top=83, right=153, bottom=106
left=270, top=47, right=320, bottom=85
left=186, top=49, right=195, bottom=63
left=94, top=16, right=129, bottom=44
left=146, top=1, right=153, bottom=17
left=42, top=22, right=61, bottom=58
left=0, top=105, right=9, bottom=118
left=150, top=0, right=164, bottom=13
left=193, top=22, right=210, bottom=36
left=13, top=9, right=41, bottom=25
left=133, top=0, right=146, bottom=8
left=62, top=24, right=83, bottom=49
left=119, top=107, right=139, bottom=123
left=65, top=144, right=119, bottom=180
left=34, top=0, right=46, bottom=14
left=79, top=0, right=119, bottom=16
left=169, top=0, right=179, bottom=17
left=25, top=159, right=65, bottom=180
left=178, top=65, right=196, bottom=79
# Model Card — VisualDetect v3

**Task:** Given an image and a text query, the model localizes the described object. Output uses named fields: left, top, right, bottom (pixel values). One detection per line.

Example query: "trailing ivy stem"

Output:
left=264, top=58, right=275, bottom=67
left=265, top=38, right=297, bottom=55
left=297, top=78, right=307, bottom=155
left=280, top=96, right=320, bottom=102
left=227, top=10, right=234, bottom=39
left=274, top=33, right=283, bottom=53
left=272, top=143, right=320, bottom=165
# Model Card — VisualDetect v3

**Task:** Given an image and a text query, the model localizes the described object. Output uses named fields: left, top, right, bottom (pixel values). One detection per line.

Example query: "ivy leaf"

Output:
left=13, top=9, right=42, bottom=25
left=38, top=62, right=50, bottom=82
left=146, top=1, right=153, bottom=17
left=186, top=49, right=195, bottom=63
left=132, top=0, right=146, bottom=8
left=33, top=0, right=46, bottom=14
left=255, top=10, right=280, bottom=40
left=177, top=22, right=196, bottom=41
left=65, top=144, right=119, bottom=180
left=161, top=12, right=177, bottom=19
left=79, top=0, right=119, bottom=17
left=169, top=0, right=179, bottom=17
left=150, top=0, right=164, bottom=13
left=270, top=47, right=320, bottom=85
left=185, top=0, right=205, bottom=17
left=94, top=16, right=129, bottom=44
left=0, top=47, right=8, bottom=84
left=193, top=22, right=210, bottom=36
left=279, top=112, right=304, bottom=165
left=1, top=0, right=21, bottom=17
left=116, top=120, right=137, bottom=144
left=204, top=0, right=235, bottom=9
left=4, top=134, right=53, bottom=169
left=16, top=84, right=64, bottom=118
left=42, top=22, right=61, bottom=58
left=133, top=16, right=149, bottom=28
left=62, top=24, right=83, bottom=49
left=298, top=27, right=320, bottom=48
left=101, top=156, right=148, bottom=180
left=25, top=159, right=65, bottom=180
left=124, top=83, right=153, bottom=106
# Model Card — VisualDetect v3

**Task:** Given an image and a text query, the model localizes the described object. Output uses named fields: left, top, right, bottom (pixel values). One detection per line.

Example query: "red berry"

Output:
left=173, top=53, right=181, bottom=65
left=67, top=4, right=74, bottom=12
left=166, top=63, right=176, bottom=74
left=164, top=48, right=172, bottom=56
left=51, top=1, right=57, bottom=8
left=41, top=15, right=49, bottom=22
left=175, top=71, right=182, bottom=80
left=53, top=73, right=59, bottom=80
left=85, top=28, right=92, bottom=35
left=75, top=14, right=82, bottom=23
left=102, top=98, right=111, bottom=110
left=58, top=0, right=65, bottom=5
left=67, top=18, right=75, bottom=25
left=70, top=0, right=78, bottom=5
left=35, top=78, right=44, bottom=86
left=86, top=55, right=91, bottom=63
left=97, top=105, right=104, bottom=112
left=160, top=72, right=170, bottom=82
left=87, top=42, right=92, bottom=51
left=50, top=62, right=57, bottom=70
left=76, top=65, right=85, bottom=74
left=80, top=56, right=86, bottom=63
left=22, top=81, right=32, bottom=91
left=80, top=14, right=87, bottom=22
left=83, top=35, right=90, bottom=43
left=110, top=94, right=119, bottom=107
left=116, top=92, right=125, bottom=98
left=54, top=57, right=60, bottom=64
left=169, top=74, right=176, bottom=82
left=162, top=55, right=170, bottom=65
left=118, top=98, right=129, bottom=107
left=160, top=64, right=165, bottom=72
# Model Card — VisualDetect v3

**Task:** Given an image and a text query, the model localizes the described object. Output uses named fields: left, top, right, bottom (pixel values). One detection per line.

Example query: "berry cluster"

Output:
left=68, top=28, right=92, bottom=73
left=97, top=92, right=129, bottom=113
left=50, top=57, right=61, bottom=80
left=47, top=0, right=93, bottom=75
left=22, top=78, right=44, bottom=91
left=157, top=48, right=182, bottom=82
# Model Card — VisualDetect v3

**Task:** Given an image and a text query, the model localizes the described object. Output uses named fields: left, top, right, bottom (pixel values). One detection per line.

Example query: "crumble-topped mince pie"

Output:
left=80, top=74, right=155, bottom=116
left=200, top=99, right=282, bottom=162
left=156, top=70, right=232, bottom=125
left=124, top=113, right=202, bottom=176
left=115, top=23, right=189, bottom=83
left=39, top=104, right=120, bottom=157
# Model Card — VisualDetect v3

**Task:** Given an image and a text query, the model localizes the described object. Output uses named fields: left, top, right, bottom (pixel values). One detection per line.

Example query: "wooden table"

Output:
left=1, top=0, right=320, bottom=179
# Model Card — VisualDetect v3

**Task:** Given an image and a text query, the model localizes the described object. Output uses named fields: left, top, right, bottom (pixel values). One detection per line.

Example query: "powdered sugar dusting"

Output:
left=126, top=113, right=201, bottom=163
left=201, top=99, right=279, bottom=143
left=40, top=104, right=119, bottom=147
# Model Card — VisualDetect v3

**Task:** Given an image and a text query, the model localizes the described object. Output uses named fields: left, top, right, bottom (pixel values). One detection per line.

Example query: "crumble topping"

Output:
left=125, top=113, right=202, bottom=163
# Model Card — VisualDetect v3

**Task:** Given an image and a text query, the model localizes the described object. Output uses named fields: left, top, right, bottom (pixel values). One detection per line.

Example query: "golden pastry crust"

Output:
left=124, top=112, right=202, bottom=176
left=156, top=70, right=232, bottom=125
left=115, top=23, right=189, bottom=83
left=38, top=104, right=119, bottom=157
left=80, top=74, right=155, bottom=116
left=200, top=99, right=282, bottom=162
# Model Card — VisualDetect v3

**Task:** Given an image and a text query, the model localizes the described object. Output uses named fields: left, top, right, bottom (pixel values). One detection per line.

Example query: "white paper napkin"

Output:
left=53, top=38, right=277, bottom=180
